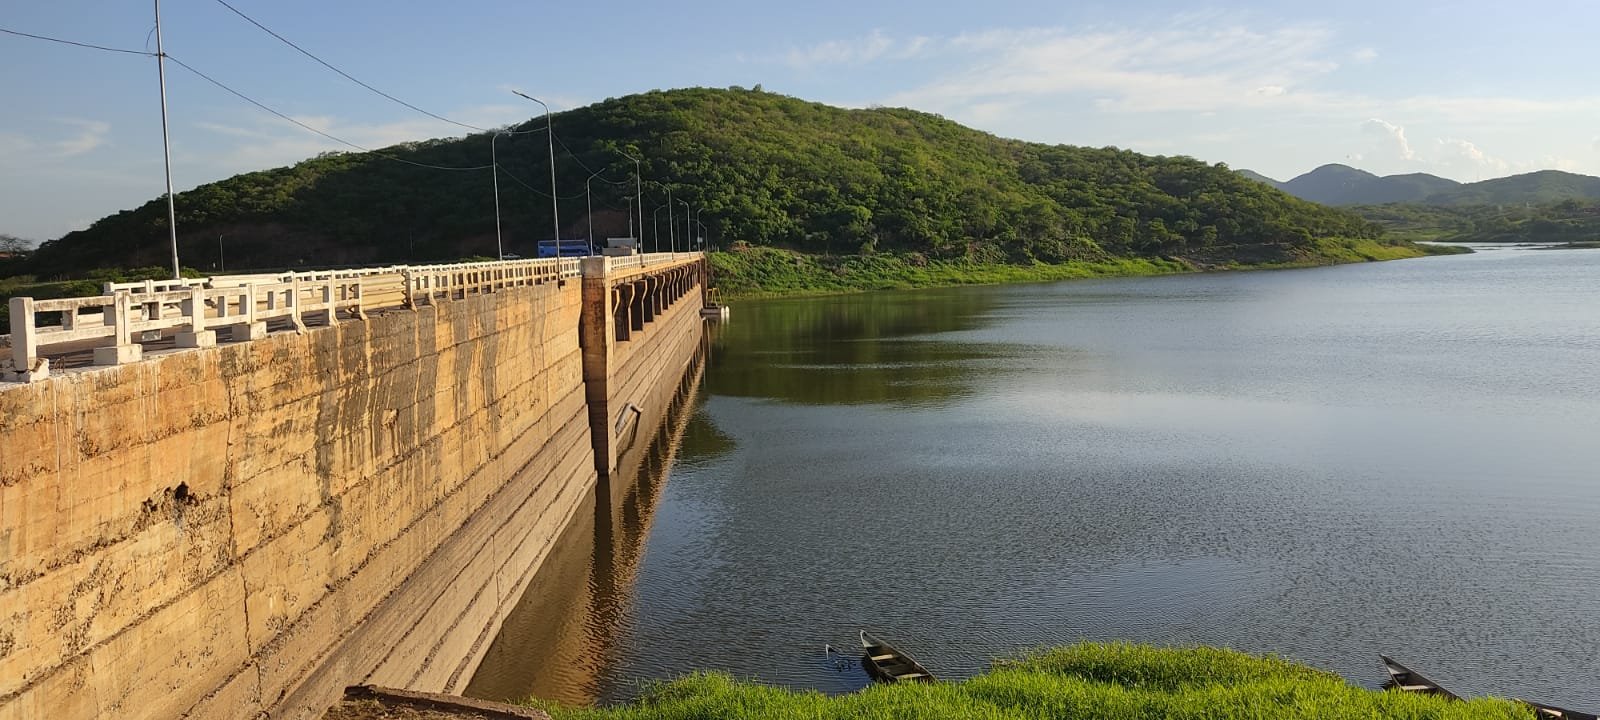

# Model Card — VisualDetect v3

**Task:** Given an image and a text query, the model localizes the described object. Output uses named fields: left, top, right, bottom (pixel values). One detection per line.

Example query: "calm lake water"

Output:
left=469, top=246, right=1600, bottom=709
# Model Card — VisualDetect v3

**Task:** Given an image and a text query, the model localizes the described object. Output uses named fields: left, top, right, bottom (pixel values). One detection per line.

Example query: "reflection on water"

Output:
left=604, top=248, right=1600, bottom=709
left=470, top=248, right=1600, bottom=711
left=463, top=350, right=711, bottom=705
left=706, top=290, right=1020, bottom=408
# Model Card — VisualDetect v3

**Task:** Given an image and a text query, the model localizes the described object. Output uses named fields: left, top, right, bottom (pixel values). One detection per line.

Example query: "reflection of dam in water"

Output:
left=465, top=341, right=708, bottom=705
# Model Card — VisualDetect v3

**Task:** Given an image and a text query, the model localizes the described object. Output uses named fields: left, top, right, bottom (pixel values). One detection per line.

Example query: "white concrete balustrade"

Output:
left=2, top=252, right=701, bottom=383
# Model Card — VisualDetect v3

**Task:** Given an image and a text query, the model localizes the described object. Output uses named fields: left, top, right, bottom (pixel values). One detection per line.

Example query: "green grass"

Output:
left=709, top=238, right=1451, bottom=300
left=530, top=644, right=1533, bottom=720
left=708, top=247, right=1191, bottom=299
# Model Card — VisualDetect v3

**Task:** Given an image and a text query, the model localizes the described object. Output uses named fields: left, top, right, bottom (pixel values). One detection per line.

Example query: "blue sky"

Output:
left=4, top=0, right=1599, bottom=241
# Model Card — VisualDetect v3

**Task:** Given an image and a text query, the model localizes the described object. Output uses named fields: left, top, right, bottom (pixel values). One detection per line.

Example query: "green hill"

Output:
left=1255, top=163, right=1600, bottom=208
left=1421, top=170, right=1600, bottom=206
left=1355, top=198, right=1600, bottom=243
left=1271, top=164, right=1461, bottom=206
left=23, top=87, right=1397, bottom=279
left=1235, top=169, right=1285, bottom=189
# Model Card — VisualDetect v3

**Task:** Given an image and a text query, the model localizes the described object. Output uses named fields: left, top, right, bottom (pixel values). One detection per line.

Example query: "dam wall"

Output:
left=0, top=254, right=706, bottom=719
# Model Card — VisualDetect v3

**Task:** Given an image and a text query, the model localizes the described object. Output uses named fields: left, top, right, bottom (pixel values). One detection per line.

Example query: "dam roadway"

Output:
left=0, top=252, right=710, bottom=719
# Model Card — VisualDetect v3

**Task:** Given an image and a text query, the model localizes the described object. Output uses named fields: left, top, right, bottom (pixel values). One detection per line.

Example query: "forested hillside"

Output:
left=25, top=87, right=1388, bottom=278
left=1243, top=164, right=1600, bottom=208
left=1356, top=198, right=1600, bottom=243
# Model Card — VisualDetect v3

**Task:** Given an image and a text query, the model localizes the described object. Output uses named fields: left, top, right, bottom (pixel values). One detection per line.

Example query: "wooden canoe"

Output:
left=1379, top=655, right=1461, bottom=701
left=1519, top=699, right=1599, bottom=720
left=860, top=631, right=935, bottom=684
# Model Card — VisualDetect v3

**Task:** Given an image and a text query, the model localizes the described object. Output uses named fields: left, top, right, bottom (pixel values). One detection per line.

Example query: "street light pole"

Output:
left=585, top=174, right=595, bottom=252
left=218, top=234, right=225, bottom=272
left=679, top=199, right=691, bottom=255
left=154, top=0, right=180, bottom=279
left=625, top=196, right=634, bottom=241
left=511, top=91, right=560, bottom=245
left=620, top=151, right=643, bottom=248
left=491, top=131, right=504, bottom=260
left=652, top=205, right=668, bottom=253
left=666, top=188, right=676, bottom=254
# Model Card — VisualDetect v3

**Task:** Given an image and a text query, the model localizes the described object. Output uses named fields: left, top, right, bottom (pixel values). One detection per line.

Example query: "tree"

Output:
left=0, top=233, right=33, bottom=254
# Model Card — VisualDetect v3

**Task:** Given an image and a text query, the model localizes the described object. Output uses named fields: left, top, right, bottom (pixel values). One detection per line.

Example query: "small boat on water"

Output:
left=860, top=631, right=935, bottom=684
left=1378, top=655, right=1595, bottom=718
left=1520, top=699, right=1600, bottom=720
left=1379, top=655, right=1461, bottom=701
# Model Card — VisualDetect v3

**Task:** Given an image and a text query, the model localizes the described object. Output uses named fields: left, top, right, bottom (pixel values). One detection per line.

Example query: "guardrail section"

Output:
left=3, top=253, right=700, bottom=383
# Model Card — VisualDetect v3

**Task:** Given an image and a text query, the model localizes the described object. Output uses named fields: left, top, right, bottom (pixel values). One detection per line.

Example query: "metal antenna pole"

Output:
left=155, top=0, right=180, bottom=278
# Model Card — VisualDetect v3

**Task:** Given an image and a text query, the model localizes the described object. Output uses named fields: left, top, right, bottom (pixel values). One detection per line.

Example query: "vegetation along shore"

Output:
left=10, top=88, right=1458, bottom=300
left=523, top=643, right=1534, bottom=720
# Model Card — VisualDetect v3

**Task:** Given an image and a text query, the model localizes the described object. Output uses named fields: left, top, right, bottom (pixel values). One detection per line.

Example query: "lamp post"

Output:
left=154, top=0, right=180, bottom=278
left=619, top=150, right=644, bottom=249
left=666, top=188, right=676, bottom=254
left=652, top=205, right=668, bottom=253
left=679, top=199, right=691, bottom=256
left=585, top=173, right=596, bottom=252
left=491, top=130, right=505, bottom=260
left=217, top=234, right=225, bottom=272
left=625, top=196, right=634, bottom=241
left=511, top=90, right=560, bottom=245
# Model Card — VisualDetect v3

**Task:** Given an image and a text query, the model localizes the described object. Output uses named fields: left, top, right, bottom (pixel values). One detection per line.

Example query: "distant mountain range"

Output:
left=1239, top=164, right=1600, bottom=207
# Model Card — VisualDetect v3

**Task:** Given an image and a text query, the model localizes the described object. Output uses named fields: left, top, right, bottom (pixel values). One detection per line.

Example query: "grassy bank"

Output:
left=708, top=239, right=1464, bottom=299
left=530, top=644, right=1531, bottom=720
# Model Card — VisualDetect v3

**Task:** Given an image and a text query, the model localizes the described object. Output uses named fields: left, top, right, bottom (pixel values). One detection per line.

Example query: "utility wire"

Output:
left=209, top=0, right=489, bottom=132
left=0, top=26, right=156, bottom=56
left=166, top=54, right=492, bottom=171
left=553, top=131, right=603, bottom=176
left=498, top=164, right=588, bottom=200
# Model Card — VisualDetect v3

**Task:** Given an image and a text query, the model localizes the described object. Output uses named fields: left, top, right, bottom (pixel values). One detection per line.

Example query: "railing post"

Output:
left=352, top=278, right=366, bottom=319
left=230, top=285, right=267, bottom=342
left=93, top=292, right=143, bottom=366
left=6, top=297, right=49, bottom=381
left=401, top=267, right=415, bottom=308
left=289, top=276, right=306, bottom=333
left=322, top=280, right=338, bottom=325
left=176, top=285, right=216, bottom=348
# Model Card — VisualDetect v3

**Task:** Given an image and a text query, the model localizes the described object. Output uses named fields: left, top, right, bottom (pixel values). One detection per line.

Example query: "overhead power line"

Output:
left=550, top=132, right=601, bottom=176
left=209, top=0, right=489, bottom=132
left=499, top=164, right=587, bottom=200
left=165, top=54, right=492, bottom=172
left=0, top=26, right=156, bottom=56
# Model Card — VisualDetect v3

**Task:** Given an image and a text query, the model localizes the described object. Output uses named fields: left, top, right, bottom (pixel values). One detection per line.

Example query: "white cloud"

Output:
left=1352, top=47, right=1379, bottom=63
left=1362, top=118, right=1416, bottom=161
left=1434, top=137, right=1509, bottom=174
left=774, top=29, right=935, bottom=69
left=54, top=119, right=110, bottom=157
left=880, top=23, right=1345, bottom=114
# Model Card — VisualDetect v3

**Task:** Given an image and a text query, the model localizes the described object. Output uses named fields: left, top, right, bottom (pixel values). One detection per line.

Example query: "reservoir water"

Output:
left=470, top=246, right=1600, bottom=708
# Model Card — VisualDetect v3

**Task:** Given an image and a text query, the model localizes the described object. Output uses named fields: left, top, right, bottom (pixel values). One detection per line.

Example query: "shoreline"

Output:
left=514, top=643, right=1538, bottom=719
left=708, top=240, right=1465, bottom=301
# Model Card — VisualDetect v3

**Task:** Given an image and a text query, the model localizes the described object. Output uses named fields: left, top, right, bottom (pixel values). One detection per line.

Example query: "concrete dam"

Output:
left=0, top=253, right=710, bottom=719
